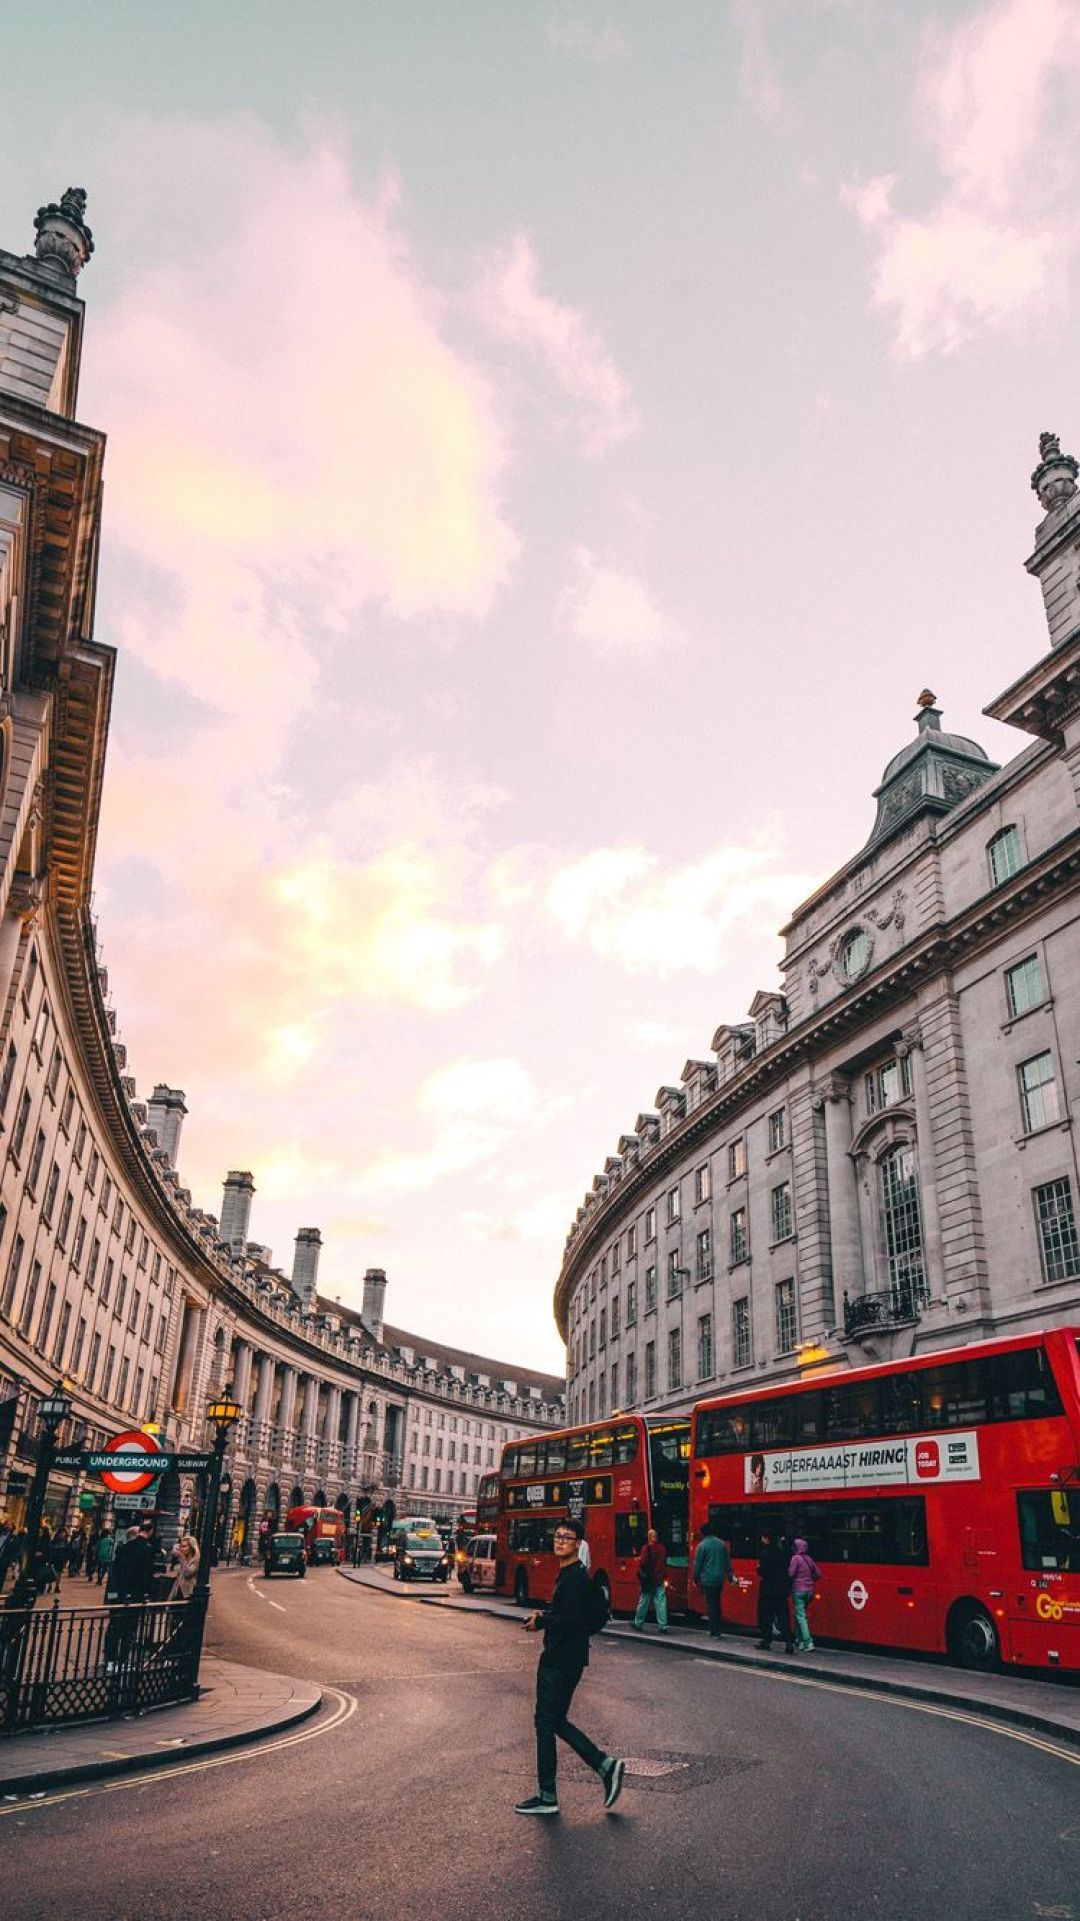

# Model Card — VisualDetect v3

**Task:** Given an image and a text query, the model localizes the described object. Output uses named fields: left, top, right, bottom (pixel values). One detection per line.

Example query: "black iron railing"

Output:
left=843, top=1287, right=921, bottom=1338
left=0, top=1594, right=207, bottom=1735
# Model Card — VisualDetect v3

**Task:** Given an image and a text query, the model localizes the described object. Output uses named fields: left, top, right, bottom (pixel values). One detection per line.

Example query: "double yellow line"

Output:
left=0, top=1685, right=358, bottom=1817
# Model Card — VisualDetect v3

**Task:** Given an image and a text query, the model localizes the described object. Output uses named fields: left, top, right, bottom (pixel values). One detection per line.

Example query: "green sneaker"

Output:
left=515, top=1793, right=559, bottom=1816
left=601, top=1757, right=625, bottom=1811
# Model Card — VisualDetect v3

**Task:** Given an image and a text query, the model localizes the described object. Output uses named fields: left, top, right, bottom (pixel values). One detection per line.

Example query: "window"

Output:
left=100, top=1172, right=112, bottom=1214
left=102, top=1344, right=116, bottom=1399
left=611, top=1239, right=620, bottom=1276
left=142, top=1300, right=154, bottom=1341
left=597, top=1374, right=606, bottom=1417
left=667, top=1250, right=682, bottom=1298
left=668, top=1327, right=682, bottom=1392
left=74, top=1120, right=87, bottom=1165
left=73, top=1215, right=88, bottom=1269
left=730, top=1206, right=748, bottom=1265
left=11, top=1090, right=31, bottom=1158
left=768, top=1108, right=786, bottom=1153
left=644, top=1341, right=656, bottom=1399
left=989, top=825, right=1021, bottom=886
left=626, top=1351, right=637, bottom=1403
left=87, top=1237, right=100, bottom=1289
left=610, top=1362, right=619, bottom=1409
left=626, top=1280, right=637, bottom=1325
left=695, top=1163, right=711, bottom=1204
left=732, top=1296, right=752, bottom=1369
left=698, top=1312, right=713, bottom=1380
left=1034, top=1179, right=1080, bottom=1283
left=644, top=1265, right=657, bottom=1313
left=60, top=1085, right=75, bottom=1134
left=880, top=1144, right=927, bottom=1307
left=42, top=1161, right=60, bottom=1224
left=1019, top=1052, right=1060, bottom=1134
left=46, top=1045, right=62, bottom=1098
left=27, top=1127, right=46, bottom=1192
left=588, top=1321, right=596, bottom=1359
left=865, top=1056, right=911, bottom=1114
left=697, top=1227, right=712, bottom=1282
left=626, top=1224, right=637, bottom=1260
left=101, top=1257, right=114, bottom=1307
left=1, top=1232, right=23, bottom=1318
left=22, top=946, right=39, bottom=1009
left=599, top=1307, right=607, bottom=1349
left=1017, top=1489, right=1080, bottom=1572
left=837, top=927, right=871, bottom=982
left=124, top=1218, right=136, bottom=1254
left=728, top=1137, right=747, bottom=1181
left=52, top=1299, right=71, bottom=1368
left=18, top=1259, right=41, bottom=1338
left=0, top=1043, right=17, bottom=1113
left=645, top=1206, right=656, bottom=1243
left=57, top=1192, right=73, bottom=1248
left=667, top=1186, right=680, bottom=1224
left=135, top=1367, right=145, bottom=1414
left=112, top=1195, right=124, bottom=1234
left=611, top=1294, right=620, bottom=1340
left=87, top=1331, right=101, bottom=1391
left=115, top=1274, right=127, bottom=1320
left=32, top=1003, right=49, bottom=1055
left=118, top=1357, right=130, bottom=1407
left=71, top=1315, right=87, bottom=1376
left=87, top=1148, right=99, bottom=1192
left=775, top=1278, right=797, bottom=1354
left=770, top=1181, right=793, bottom=1243
left=1005, top=953, right=1045, bottom=1018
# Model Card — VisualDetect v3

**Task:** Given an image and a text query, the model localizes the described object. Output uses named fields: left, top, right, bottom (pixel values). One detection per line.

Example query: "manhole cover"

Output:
left=623, top=1757, right=691, bottom=1778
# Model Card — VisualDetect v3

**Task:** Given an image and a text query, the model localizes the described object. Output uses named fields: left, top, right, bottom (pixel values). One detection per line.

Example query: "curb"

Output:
left=0, top=1683, right=323, bottom=1796
left=335, top=1565, right=1080, bottom=1750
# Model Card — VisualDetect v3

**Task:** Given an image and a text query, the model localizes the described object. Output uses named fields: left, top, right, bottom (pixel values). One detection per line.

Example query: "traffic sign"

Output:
left=100, top=1429, right=163, bottom=1494
left=48, top=1444, right=214, bottom=1477
left=114, top=1490, right=158, bottom=1512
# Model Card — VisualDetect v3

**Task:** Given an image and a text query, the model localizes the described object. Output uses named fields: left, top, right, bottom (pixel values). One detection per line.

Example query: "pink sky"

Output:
left=3, top=0, right=1079, bottom=1372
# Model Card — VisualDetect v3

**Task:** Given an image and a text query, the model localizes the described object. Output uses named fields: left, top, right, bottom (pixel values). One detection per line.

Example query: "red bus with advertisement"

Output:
left=495, top=1415, right=690, bottom=1615
left=476, top=1472, right=500, bottom=1532
left=690, top=1326, right=1080, bottom=1672
left=285, top=1505, right=346, bottom=1566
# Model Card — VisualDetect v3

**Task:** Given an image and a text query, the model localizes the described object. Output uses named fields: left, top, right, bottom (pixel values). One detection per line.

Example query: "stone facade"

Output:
left=558, top=442, right=1080, bottom=1424
left=0, top=194, right=563, bottom=1543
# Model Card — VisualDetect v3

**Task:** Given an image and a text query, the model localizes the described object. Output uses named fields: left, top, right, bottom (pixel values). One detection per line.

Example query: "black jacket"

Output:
left=539, top=1560, right=593, bottom=1672
left=756, top=1541, right=790, bottom=1595
left=111, top=1535, right=155, bottom=1602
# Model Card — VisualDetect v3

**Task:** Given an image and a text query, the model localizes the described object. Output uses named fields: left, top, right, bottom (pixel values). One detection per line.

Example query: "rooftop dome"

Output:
left=866, top=692, right=998, bottom=848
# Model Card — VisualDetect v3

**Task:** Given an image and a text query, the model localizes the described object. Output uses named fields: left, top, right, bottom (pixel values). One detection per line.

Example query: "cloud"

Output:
left=842, top=0, right=1080, bottom=357
left=546, top=843, right=816, bottom=974
left=545, top=16, right=630, bottom=63
left=732, top=0, right=786, bottom=125
left=476, top=234, right=637, bottom=454
left=358, top=1057, right=553, bottom=1194
left=556, top=545, right=671, bottom=652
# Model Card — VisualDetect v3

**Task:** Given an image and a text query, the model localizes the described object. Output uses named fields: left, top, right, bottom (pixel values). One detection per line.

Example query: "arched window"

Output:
left=879, top=1144, right=927, bottom=1311
left=988, top=825, right=1021, bottom=886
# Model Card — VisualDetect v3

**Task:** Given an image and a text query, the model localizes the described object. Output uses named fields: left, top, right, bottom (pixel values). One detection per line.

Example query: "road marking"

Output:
left=268, top=1600, right=287, bottom=1614
left=245, top=1577, right=265, bottom=1604
left=0, top=1688, right=358, bottom=1817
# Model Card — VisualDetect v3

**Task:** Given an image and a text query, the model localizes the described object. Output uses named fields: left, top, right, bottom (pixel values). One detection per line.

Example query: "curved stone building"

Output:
left=0, top=194, right=562, bottom=1547
left=558, top=432, right=1080, bottom=1422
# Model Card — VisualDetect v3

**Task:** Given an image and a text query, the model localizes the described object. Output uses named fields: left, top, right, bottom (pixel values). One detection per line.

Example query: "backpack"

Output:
left=587, top=1572, right=611, bottom=1634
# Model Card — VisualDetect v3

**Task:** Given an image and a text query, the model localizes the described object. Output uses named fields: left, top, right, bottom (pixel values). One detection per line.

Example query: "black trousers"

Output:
left=703, top=1584, right=725, bottom=1635
left=757, top=1588, right=792, bottom=1647
left=534, top=1658, right=605, bottom=1795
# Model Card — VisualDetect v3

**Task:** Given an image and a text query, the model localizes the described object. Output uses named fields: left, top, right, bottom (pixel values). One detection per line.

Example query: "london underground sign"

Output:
left=52, top=1437, right=214, bottom=1480
left=100, top=1429, right=163, bottom=1495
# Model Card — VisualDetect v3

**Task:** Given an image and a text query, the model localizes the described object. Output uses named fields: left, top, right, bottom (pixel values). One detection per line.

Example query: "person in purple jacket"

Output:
left=788, top=1537, right=821, bottom=1651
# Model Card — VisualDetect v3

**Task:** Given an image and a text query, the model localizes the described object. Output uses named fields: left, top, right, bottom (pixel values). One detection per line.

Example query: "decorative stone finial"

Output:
left=914, top=691, right=942, bottom=734
left=1031, top=430, right=1078, bottom=514
left=916, top=689, right=936, bottom=708
left=32, top=187, right=94, bottom=281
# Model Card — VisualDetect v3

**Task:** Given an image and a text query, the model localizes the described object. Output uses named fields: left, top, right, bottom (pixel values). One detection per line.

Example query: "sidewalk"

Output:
left=0, top=1656, right=322, bottom=1796
left=337, top=1563, right=1080, bottom=1747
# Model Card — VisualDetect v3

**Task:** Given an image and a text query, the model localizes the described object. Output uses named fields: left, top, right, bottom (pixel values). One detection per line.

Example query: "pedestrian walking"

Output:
left=0, top=1522, right=16, bottom=1592
left=48, top=1526, right=69, bottom=1589
left=94, top=1527, right=115, bottom=1584
left=692, top=1521, right=738, bottom=1637
left=104, top=1526, right=156, bottom=1670
left=67, top=1530, right=86, bottom=1578
left=515, top=1518, right=624, bottom=1818
left=167, top=1534, right=201, bottom=1600
left=632, top=1528, right=669, bottom=1633
left=754, top=1529, right=794, bottom=1651
left=788, top=1536, right=821, bottom=1651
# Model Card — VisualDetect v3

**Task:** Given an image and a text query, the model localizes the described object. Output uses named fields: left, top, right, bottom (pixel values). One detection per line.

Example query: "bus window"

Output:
left=546, top=1435, right=567, bottom=1473
left=880, top=1373, right=923, bottom=1435
left=510, top=1516, right=554, bottom=1554
left=614, top=1424, right=639, bottom=1465
left=1017, top=1489, right=1080, bottom=1571
left=825, top=1379, right=881, bottom=1440
left=751, top=1396, right=793, bottom=1449
left=589, top=1432, right=614, bottom=1468
left=567, top=1433, right=589, bottom=1471
left=615, top=1511, right=648, bottom=1557
left=995, top=1347, right=1064, bottom=1420
left=517, top=1442, right=537, bottom=1478
left=697, top=1407, right=749, bottom=1455
left=503, top=1446, right=519, bottom=1478
left=792, top=1389, right=825, bottom=1446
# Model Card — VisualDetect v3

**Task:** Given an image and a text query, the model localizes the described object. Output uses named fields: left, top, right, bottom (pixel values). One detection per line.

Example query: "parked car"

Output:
left=458, top=1533, right=497, bottom=1595
left=264, top=1532, right=306, bottom=1579
left=393, top=1528, right=452, bottom=1583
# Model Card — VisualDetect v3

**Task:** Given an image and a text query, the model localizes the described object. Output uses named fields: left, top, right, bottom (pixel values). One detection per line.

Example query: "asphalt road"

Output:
left=2, top=1566, right=1079, bottom=1921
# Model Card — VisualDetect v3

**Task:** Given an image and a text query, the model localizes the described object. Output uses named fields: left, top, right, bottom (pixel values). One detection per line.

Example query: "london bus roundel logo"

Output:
left=847, top=1579, right=869, bottom=1611
left=99, top=1429, right=161, bottom=1495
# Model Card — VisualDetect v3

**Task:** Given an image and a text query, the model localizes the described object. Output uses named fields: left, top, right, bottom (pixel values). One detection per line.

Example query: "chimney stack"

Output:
left=292, top=1228, right=323, bottom=1308
left=147, top=1085, right=187, bottom=1167
left=362, top=1267, right=387, bottom=1343
left=220, top=1171, right=256, bottom=1253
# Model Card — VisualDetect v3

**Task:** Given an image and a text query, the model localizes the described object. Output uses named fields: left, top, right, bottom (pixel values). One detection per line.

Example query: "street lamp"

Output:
left=9, top=1379, right=72, bottom=1609
left=195, top=1386, right=243, bottom=1597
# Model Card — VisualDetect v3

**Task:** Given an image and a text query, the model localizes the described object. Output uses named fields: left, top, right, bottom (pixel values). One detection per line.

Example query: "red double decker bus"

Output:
left=690, top=1326, right=1080, bottom=1672
left=495, top=1415, right=690, bottom=1615
left=475, top=1471, right=500, bottom=1532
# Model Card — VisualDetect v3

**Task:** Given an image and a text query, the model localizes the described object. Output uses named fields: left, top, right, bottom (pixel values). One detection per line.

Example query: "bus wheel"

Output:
left=514, top=1569, right=529, bottom=1608
left=947, top=1601, right=1000, bottom=1672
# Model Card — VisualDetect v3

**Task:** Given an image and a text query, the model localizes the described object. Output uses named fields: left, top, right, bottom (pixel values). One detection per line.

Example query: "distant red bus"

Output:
left=285, top=1505, right=345, bottom=1565
left=475, top=1472, right=500, bottom=1532
left=495, top=1415, right=690, bottom=1615
left=690, top=1326, right=1080, bottom=1672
